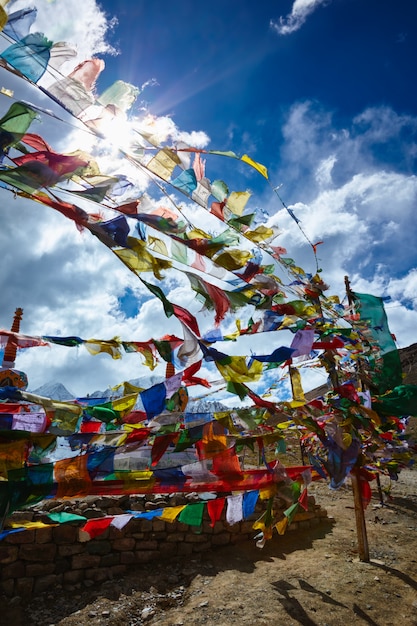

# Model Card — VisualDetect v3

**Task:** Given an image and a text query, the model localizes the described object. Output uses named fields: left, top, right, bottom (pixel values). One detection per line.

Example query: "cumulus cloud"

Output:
left=264, top=100, right=417, bottom=350
left=0, top=1, right=211, bottom=394
left=270, top=0, right=330, bottom=36
left=9, top=0, right=118, bottom=68
left=1, top=2, right=416, bottom=399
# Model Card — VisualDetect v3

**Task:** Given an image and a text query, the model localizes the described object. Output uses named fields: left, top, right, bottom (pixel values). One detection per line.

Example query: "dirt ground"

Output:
left=3, top=468, right=417, bottom=626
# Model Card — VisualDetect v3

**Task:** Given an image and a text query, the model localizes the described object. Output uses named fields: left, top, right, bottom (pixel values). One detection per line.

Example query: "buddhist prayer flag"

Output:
left=1, top=33, right=53, bottom=82
left=207, top=497, right=225, bottom=527
left=226, top=493, right=243, bottom=524
left=178, top=502, right=205, bottom=526
left=243, top=490, right=259, bottom=518
left=240, top=154, right=268, bottom=178
left=0, top=101, right=37, bottom=154
left=289, top=366, right=306, bottom=406
left=353, top=292, right=402, bottom=393
left=4, top=8, right=37, bottom=41
left=158, top=505, right=186, bottom=522
left=0, top=8, right=412, bottom=552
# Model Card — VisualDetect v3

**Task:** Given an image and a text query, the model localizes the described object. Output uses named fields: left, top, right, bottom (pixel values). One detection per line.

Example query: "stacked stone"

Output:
left=0, top=495, right=328, bottom=598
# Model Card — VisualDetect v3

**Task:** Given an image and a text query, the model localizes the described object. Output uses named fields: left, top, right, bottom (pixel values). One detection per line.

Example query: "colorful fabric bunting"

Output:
left=0, top=18, right=413, bottom=553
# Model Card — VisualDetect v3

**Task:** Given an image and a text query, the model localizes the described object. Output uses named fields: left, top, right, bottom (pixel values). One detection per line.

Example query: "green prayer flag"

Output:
left=48, top=512, right=87, bottom=523
left=153, top=340, right=173, bottom=363
left=86, top=404, right=118, bottom=423
left=227, top=381, right=248, bottom=400
left=227, top=213, right=255, bottom=230
left=178, top=502, right=205, bottom=526
left=174, top=428, right=201, bottom=452
left=0, top=102, right=37, bottom=151
left=284, top=502, right=299, bottom=523
left=353, top=292, right=402, bottom=393
left=140, top=278, right=174, bottom=317
left=373, top=385, right=417, bottom=417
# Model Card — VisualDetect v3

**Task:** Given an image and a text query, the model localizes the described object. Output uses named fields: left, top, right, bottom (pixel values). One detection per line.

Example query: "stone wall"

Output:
left=0, top=496, right=328, bottom=598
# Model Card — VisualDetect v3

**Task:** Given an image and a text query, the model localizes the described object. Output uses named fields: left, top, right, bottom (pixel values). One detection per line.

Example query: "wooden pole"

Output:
left=375, top=473, right=385, bottom=506
left=350, top=467, right=370, bottom=561
left=345, top=276, right=370, bottom=562
left=298, top=432, right=306, bottom=465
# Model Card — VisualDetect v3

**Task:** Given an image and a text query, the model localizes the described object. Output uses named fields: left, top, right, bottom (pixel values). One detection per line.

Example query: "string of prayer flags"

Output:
left=0, top=4, right=415, bottom=553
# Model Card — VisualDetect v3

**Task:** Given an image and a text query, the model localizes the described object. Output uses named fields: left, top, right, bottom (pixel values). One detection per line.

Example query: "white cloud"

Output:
left=9, top=0, right=117, bottom=69
left=264, top=100, right=417, bottom=351
left=270, top=0, right=331, bottom=36
left=1, top=3, right=416, bottom=402
left=0, top=2, right=212, bottom=395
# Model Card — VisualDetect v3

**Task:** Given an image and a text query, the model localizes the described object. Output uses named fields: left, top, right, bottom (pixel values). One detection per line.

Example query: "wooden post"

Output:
left=344, top=276, right=370, bottom=562
left=298, top=432, right=306, bottom=465
left=350, top=467, right=370, bottom=562
left=375, top=473, right=385, bottom=506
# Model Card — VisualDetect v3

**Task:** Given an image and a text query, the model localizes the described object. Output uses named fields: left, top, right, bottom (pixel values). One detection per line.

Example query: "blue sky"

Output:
left=99, top=0, right=417, bottom=163
left=97, top=0, right=417, bottom=286
left=0, top=0, right=416, bottom=397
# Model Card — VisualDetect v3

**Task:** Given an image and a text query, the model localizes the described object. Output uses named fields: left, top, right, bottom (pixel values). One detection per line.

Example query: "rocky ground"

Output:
left=2, top=468, right=417, bottom=626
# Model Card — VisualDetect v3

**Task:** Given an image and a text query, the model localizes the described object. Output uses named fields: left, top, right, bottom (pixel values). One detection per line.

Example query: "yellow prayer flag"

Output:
left=114, top=470, right=155, bottom=491
left=275, top=517, right=289, bottom=535
left=226, top=191, right=251, bottom=216
left=214, top=411, right=238, bottom=435
left=10, top=520, right=57, bottom=530
left=289, top=367, right=306, bottom=407
left=187, top=228, right=211, bottom=239
left=245, top=225, right=275, bottom=243
left=252, top=518, right=266, bottom=532
left=90, top=432, right=127, bottom=447
left=146, top=148, right=181, bottom=180
left=115, top=238, right=172, bottom=279
left=342, top=432, right=353, bottom=449
left=259, top=485, right=277, bottom=500
left=0, top=1, right=9, bottom=31
left=84, top=338, right=123, bottom=359
left=240, top=154, right=268, bottom=178
left=0, top=439, right=27, bottom=478
left=121, top=381, right=145, bottom=394
left=158, top=505, right=186, bottom=522
left=216, top=356, right=263, bottom=383
left=112, top=393, right=138, bottom=415
left=148, top=237, right=169, bottom=258
left=213, top=249, right=252, bottom=271
left=278, top=316, right=299, bottom=329
left=223, top=328, right=240, bottom=341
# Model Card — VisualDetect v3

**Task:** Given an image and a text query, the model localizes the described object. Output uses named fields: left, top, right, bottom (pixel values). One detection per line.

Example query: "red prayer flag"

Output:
left=298, top=488, right=309, bottom=511
left=81, top=516, right=113, bottom=539
left=151, top=432, right=179, bottom=466
left=207, top=498, right=225, bottom=527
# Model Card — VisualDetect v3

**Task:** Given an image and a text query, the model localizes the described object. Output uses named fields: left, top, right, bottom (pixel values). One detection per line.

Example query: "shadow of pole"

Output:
left=370, top=560, right=417, bottom=590
left=353, top=603, right=381, bottom=625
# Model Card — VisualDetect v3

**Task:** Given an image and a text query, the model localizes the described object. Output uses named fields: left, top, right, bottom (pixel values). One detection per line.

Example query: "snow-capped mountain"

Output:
left=30, top=381, right=76, bottom=401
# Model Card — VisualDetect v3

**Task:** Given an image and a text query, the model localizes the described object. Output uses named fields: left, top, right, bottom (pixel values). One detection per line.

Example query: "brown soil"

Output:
left=3, top=468, right=417, bottom=626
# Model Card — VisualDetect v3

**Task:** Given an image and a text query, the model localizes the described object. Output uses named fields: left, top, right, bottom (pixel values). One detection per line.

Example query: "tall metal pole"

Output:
left=344, top=276, right=370, bottom=562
